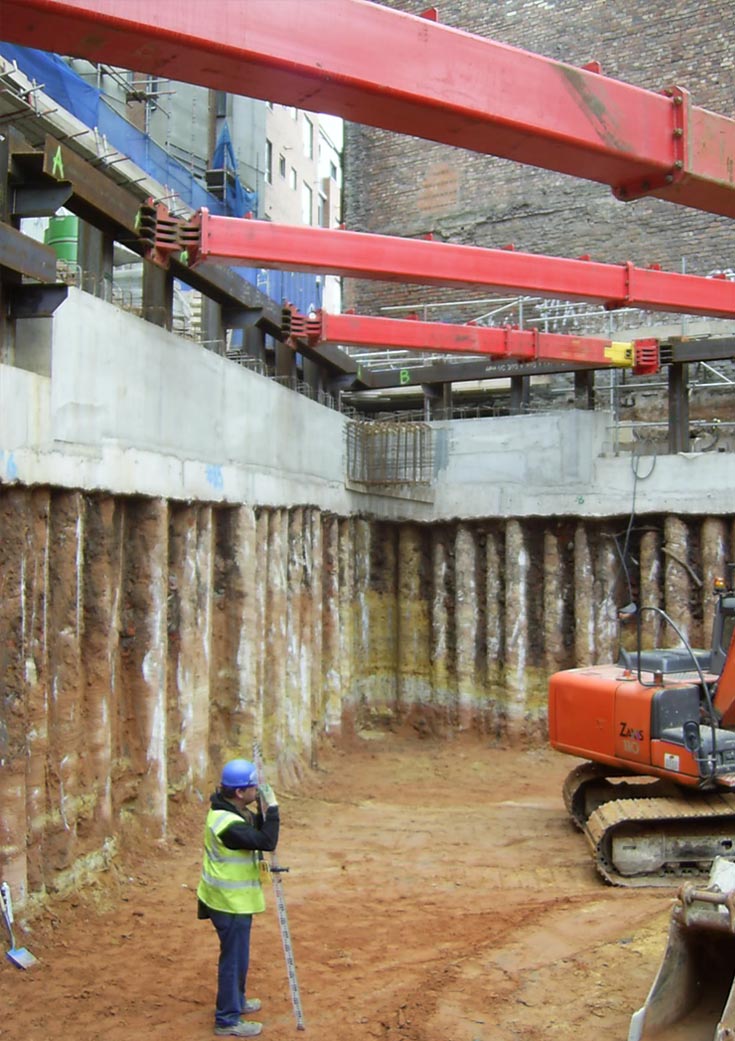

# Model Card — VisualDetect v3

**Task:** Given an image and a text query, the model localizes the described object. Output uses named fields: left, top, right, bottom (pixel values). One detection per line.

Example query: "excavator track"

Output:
left=585, top=793, right=735, bottom=887
left=562, top=761, right=675, bottom=830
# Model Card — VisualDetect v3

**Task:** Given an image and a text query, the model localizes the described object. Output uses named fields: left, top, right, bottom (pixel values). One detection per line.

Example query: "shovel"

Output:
left=0, top=882, right=37, bottom=969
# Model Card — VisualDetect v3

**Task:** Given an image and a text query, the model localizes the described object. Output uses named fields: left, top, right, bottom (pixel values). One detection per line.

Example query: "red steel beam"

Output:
left=307, top=311, right=638, bottom=369
left=184, top=212, right=735, bottom=320
left=1, top=0, right=734, bottom=217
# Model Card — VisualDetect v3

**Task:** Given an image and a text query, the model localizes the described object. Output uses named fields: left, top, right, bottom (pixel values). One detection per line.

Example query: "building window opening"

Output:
left=302, top=182, right=313, bottom=225
left=303, top=116, right=314, bottom=159
left=265, top=139, right=273, bottom=184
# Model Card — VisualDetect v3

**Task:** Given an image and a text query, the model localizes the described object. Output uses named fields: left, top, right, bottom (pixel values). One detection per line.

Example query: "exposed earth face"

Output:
left=0, top=734, right=681, bottom=1041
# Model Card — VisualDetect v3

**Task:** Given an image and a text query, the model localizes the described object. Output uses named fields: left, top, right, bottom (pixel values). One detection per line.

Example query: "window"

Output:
left=301, top=182, right=313, bottom=225
left=214, top=90, right=227, bottom=118
left=279, top=154, right=286, bottom=179
left=317, top=193, right=328, bottom=228
left=303, top=116, right=314, bottom=159
left=265, top=139, right=273, bottom=184
left=290, top=167, right=297, bottom=191
left=330, top=161, right=338, bottom=182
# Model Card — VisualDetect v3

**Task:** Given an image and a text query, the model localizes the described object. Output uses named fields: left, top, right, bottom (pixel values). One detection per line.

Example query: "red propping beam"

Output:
left=1, top=0, right=734, bottom=217
left=306, top=310, right=637, bottom=369
left=187, top=212, right=735, bottom=320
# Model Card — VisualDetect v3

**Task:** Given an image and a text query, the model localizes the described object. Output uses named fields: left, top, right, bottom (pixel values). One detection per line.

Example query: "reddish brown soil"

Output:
left=0, top=734, right=680, bottom=1041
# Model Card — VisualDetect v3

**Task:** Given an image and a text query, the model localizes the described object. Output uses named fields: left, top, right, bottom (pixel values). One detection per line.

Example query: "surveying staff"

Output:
left=197, top=758, right=280, bottom=1038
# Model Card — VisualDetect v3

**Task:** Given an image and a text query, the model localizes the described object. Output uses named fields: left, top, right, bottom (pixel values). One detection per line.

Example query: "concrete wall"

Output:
left=4, top=289, right=735, bottom=521
left=434, top=413, right=735, bottom=520
left=0, top=362, right=51, bottom=453
left=4, top=289, right=352, bottom=511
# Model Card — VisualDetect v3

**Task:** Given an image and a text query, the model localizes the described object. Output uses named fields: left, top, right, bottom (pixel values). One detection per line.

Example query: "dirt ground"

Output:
left=0, top=733, right=681, bottom=1041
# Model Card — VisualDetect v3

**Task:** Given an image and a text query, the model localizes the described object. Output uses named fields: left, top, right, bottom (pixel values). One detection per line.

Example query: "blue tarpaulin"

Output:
left=0, top=43, right=239, bottom=216
left=211, top=123, right=257, bottom=217
left=1, top=43, right=321, bottom=312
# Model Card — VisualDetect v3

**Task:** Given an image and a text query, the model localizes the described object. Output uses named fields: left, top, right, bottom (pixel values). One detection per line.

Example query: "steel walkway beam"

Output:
left=1, top=0, right=734, bottom=217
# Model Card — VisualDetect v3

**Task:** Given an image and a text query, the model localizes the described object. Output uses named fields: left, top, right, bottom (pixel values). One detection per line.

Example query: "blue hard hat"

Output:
left=220, top=758, right=258, bottom=789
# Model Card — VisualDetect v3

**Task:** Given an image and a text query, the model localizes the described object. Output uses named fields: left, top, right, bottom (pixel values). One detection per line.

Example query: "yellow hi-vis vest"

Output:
left=197, top=808, right=266, bottom=915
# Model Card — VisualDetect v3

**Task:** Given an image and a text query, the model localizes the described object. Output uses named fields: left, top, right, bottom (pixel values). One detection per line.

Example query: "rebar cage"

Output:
left=345, top=420, right=434, bottom=486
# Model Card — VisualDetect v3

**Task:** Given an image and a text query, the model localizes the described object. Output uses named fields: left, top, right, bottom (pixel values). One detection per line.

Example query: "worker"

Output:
left=197, top=757, right=280, bottom=1038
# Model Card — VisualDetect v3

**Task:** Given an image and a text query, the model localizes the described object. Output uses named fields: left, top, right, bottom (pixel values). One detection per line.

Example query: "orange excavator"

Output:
left=549, top=570, right=735, bottom=887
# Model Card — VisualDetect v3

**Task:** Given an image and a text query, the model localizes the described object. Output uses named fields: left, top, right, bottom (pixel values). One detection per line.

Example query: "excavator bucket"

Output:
left=628, top=858, right=735, bottom=1041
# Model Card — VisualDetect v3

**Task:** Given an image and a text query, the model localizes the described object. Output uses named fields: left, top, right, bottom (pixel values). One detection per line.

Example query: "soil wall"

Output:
left=1, top=484, right=732, bottom=901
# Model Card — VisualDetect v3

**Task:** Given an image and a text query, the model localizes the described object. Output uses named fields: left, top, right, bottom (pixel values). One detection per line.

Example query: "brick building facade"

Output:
left=343, top=0, right=735, bottom=321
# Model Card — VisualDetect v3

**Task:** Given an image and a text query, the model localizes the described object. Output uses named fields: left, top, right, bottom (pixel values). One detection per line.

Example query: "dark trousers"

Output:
left=209, top=909, right=253, bottom=1027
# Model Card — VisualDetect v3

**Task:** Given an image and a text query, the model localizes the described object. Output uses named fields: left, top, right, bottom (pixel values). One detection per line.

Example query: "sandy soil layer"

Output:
left=0, top=735, right=683, bottom=1041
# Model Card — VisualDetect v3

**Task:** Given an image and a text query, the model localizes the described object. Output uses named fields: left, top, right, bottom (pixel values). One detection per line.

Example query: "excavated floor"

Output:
left=0, top=734, right=684, bottom=1041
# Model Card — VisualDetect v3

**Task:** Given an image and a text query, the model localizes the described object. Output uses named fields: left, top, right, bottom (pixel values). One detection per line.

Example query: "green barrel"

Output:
left=44, top=215, right=79, bottom=263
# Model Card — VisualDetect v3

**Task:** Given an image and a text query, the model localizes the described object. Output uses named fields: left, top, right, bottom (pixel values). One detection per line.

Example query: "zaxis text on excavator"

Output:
left=549, top=570, right=735, bottom=886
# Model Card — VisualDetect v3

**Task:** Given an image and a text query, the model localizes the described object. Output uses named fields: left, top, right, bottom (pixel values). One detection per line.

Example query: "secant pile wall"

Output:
left=1, top=483, right=732, bottom=901
left=3, top=290, right=735, bottom=902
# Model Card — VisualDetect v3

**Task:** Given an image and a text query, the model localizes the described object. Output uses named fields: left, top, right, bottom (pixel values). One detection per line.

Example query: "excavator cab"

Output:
left=618, top=570, right=735, bottom=682
left=609, top=577, right=735, bottom=787
left=709, top=593, right=735, bottom=677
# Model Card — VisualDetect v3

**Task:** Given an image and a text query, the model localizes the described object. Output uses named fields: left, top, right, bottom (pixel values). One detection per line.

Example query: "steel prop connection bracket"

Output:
left=281, top=303, right=308, bottom=348
left=632, top=338, right=660, bottom=376
left=136, top=200, right=203, bottom=268
left=280, top=303, right=322, bottom=350
left=613, top=85, right=690, bottom=203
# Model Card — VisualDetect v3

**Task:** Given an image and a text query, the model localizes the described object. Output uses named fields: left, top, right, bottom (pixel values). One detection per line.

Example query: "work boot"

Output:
left=242, top=998, right=262, bottom=1014
left=214, top=1022, right=262, bottom=1037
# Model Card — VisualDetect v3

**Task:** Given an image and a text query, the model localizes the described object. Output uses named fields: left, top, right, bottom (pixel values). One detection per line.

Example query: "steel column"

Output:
left=77, top=220, right=113, bottom=298
left=242, top=326, right=267, bottom=368
left=200, top=297, right=225, bottom=355
left=574, top=370, right=595, bottom=410
left=668, top=363, right=690, bottom=453
left=510, top=376, right=530, bottom=415
left=422, top=382, right=453, bottom=421
left=142, top=261, right=173, bottom=329
left=3, top=0, right=735, bottom=216
left=303, top=357, right=324, bottom=400
left=187, top=215, right=735, bottom=320
left=275, top=341, right=297, bottom=382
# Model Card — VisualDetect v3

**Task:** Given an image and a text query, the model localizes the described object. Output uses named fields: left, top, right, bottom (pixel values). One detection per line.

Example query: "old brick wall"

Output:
left=343, top=0, right=735, bottom=317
